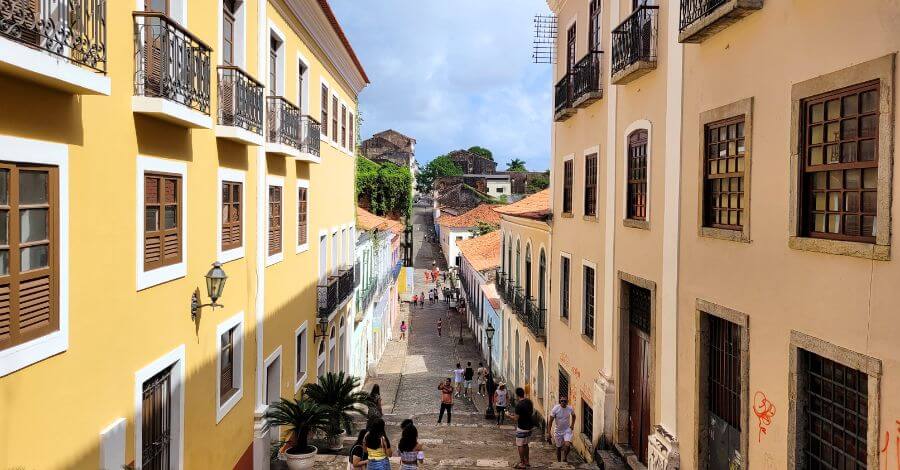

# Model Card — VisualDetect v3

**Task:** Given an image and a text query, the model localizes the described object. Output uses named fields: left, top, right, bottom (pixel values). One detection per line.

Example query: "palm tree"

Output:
left=303, top=372, right=372, bottom=436
left=507, top=158, right=527, bottom=172
left=262, top=397, right=330, bottom=453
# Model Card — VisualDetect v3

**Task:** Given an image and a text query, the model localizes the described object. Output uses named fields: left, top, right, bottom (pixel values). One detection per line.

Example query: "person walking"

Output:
left=411, top=294, right=418, bottom=308
left=463, top=362, right=475, bottom=398
left=397, top=424, right=425, bottom=470
left=436, top=318, right=442, bottom=336
left=547, top=396, right=576, bottom=463
left=508, top=387, right=535, bottom=469
left=452, top=363, right=465, bottom=397
left=367, top=384, right=384, bottom=425
left=486, top=372, right=497, bottom=412
left=437, top=378, right=454, bottom=424
left=494, top=383, right=509, bottom=425
left=364, top=418, right=392, bottom=470
left=399, top=321, right=408, bottom=341
left=419, top=292, right=425, bottom=308
left=348, top=429, right=369, bottom=469
left=476, top=362, right=487, bottom=397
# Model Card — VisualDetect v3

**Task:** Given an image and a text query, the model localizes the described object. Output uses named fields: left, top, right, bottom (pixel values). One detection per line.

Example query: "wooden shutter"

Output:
left=297, top=187, right=308, bottom=246
left=220, top=328, right=234, bottom=402
left=268, top=185, right=282, bottom=255
left=321, top=85, right=329, bottom=137
left=332, top=96, right=338, bottom=144
left=221, top=181, right=241, bottom=251
left=144, top=173, right=181, bottom=271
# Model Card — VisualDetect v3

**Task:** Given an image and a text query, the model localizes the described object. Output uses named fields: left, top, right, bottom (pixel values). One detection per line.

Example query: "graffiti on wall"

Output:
left=752, top=391, right=776, bottom=443
left=880, top=420, right=900, bottom=470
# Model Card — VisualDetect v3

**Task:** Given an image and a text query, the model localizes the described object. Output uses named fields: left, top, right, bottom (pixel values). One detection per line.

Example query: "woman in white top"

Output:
left=493, top=383, right=509, bottom=425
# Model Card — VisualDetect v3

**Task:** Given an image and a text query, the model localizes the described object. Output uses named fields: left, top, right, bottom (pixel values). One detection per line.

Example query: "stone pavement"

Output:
left=306, top=202, right=589, bottom=469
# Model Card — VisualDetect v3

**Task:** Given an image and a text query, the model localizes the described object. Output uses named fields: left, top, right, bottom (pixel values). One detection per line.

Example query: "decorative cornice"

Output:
left=546, top=0, right=566, bottom=14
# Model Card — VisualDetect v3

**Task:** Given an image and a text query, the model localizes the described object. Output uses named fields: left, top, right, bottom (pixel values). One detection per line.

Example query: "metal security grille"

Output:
left=802, top=350, right=868, bottom=469
left=582, top=400, right=594, bottom=441
left=532, top=15, right=557, bottom=64
left=585, top=153, right=598, bottom=216
left=563, top=160, right=574, bottom=213
left=629, top=284, right=651, bottom=334
left=560, top=257, right=570, bottom=319
left=704, top=117, right=746, bottom=229
left=142, top=366, right=173, bottom=470
left=583, top=265, right=595, bottom=339
left=559, top=367, right=570, bottom=401
left=707, top=315, right=740, bottom=428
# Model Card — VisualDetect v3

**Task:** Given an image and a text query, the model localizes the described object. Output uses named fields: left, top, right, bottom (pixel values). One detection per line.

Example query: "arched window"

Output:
left=539, top=249, right=547, bottom=310
left=515, top=240, right=521, bottom=285
left=507, top=236, right=513, bottom=281
left=506, top=318, right=512, bottom=376
left=317, top=340, right=326, bottom=377
left=525, top=244, right=533, bottom=299
left=627, top=128, right=649, bottom=221
left=501, top=232, right=506, bottom=272
left=524, top=341, right=531, bottom=385
left=328, top=327, right=336, bottom=373
left=537, top=357, right=545, bottom=400
left=515, top=330, right=521, bottom=387
left=339, top=317, right=346, bottom=373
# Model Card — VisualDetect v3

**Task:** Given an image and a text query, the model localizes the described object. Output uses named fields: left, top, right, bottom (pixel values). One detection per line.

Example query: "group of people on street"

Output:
left=349, top=418, right=425, bottom=470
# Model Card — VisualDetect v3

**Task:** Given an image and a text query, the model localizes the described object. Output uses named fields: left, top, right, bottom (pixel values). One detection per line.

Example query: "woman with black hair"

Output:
left=348, top=429, right=368, bottom=469
left=365, top=418, right=392, bottom=469
left=397, top=424, right=424, bottom=469
left=367, top=384, right=383, bottom=425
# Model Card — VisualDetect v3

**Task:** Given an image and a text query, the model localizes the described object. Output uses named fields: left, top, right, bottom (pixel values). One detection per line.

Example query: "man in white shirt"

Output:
left=451, top=363, right=465, bottom=397
left=547, top=396, right=576, bottom=463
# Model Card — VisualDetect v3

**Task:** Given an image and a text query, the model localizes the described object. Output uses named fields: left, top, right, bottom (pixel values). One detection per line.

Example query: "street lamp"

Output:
left=191, top=262, right=228, bottom=320
left=484, top=322, right=496, bottom=420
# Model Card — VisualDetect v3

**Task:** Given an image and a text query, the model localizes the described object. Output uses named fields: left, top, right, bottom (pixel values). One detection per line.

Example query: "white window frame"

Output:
left=217, top=0, right=247, bottom=67
left=265, top=175, right=284, bottom=266
left=316, top=339, right=326, bottom=377
left=296, top=179, right=310, bottom=254
left=320, top=77, right=332, bottom=143
left=136, top=156, right=188, bottom=290
left=622, top=119, right=653, bottom=225
left=330, top=228, right=339, bottom=276
left=294, top=320, right=309, bottom=392
left=134, top=344, right=185, bottom=470
left=267, top=22, right=287, bottom=96
left=581, top=259, right=598, bottom=343
left=318, top=231, right=328, bottom=282
left=296, top=52, right=311, bottom=115
left=332, top=92, right=340, bottom=146
left=135, top=0, right=186, bottom=24
left=263, top=347, right=282, bottom=407
left=217, top=168, right=246, bottom=263
left=559, top=251, right=572, bottom=324
left=215, top=311, right=244, bottom=423
left=0, top=136, right=70, bottom=377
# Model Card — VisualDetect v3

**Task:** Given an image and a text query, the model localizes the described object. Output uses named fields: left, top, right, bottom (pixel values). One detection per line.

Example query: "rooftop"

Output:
left=493, top=189, right=551, bottom=220
left=457, top=231, right=501, bottom=272
left=438, top=203, right=502, bottom=228
left=357, top=207, right=404, bottom=234
left=316, top=0, right=370, bottom=84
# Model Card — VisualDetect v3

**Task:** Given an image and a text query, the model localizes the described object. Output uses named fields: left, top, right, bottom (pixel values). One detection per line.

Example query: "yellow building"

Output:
left=0, top=0, right=367, bottom=468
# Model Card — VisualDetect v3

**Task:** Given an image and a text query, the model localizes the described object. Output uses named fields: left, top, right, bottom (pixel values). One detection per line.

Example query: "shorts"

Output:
left=554, top=428, right=574, bottom=447
left=515, top=428, right=533, bottom=447
left=464, top=380, right=473, bottom=388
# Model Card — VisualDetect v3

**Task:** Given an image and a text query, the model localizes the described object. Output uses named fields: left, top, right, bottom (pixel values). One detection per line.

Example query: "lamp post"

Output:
left=484, top=322, right=496, bottom=419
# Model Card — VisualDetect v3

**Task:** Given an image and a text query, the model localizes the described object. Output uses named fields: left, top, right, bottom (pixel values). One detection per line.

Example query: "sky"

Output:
left=329, top=0, right=553, bottom=172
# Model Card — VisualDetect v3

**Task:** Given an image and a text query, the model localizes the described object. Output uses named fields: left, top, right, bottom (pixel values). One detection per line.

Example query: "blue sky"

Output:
left=329, top=0, right=552, bottom=171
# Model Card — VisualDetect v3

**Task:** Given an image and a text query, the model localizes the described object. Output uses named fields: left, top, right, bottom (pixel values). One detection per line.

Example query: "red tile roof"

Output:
left=481, top=283, right=501, bottom=310
left=438, top=203, right=502, bottom=228
left=456, top=231, right=500, bottom=272
left=357, top=207, right=403, bottom=234
left=493, top=189, right=551, bottom=220
left=317, top=0, right=370, bottom=84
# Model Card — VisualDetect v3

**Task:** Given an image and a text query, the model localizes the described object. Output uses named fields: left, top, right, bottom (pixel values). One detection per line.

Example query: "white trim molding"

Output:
left=132, top=96, right=213, bottom=129
left=0, top=135, right=70, bottom=377
left=294, top=320, right=309, bottom=393
left=134, top=344, right=186, bottom=470
left=265, top=175, right=285, bottom=266
left=217, top=168, right=247, bottom=264
left=581, top=258, right=598, bottom=344
left=136, top=156, right=188, bottom=290
left=0, top=37, right=111, bottom=95
left=622, top=119, right=653, bottom=225
left=216, top=311, right=245, bottom=423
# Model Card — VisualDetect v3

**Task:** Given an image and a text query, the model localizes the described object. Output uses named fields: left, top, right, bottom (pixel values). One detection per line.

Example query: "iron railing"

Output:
left=524, top=298, right=546, bottom=339
left=317, top=275, right=338, bottom=318
left=610, top=5, right=659, bottom=77
left=679, top=0, right=728, bottom=31
left=1, top=0, right=107, bottom=73
left=353, top=262, right=361, bottom=288
left=133, top=12, right=211, bottom=113
left=554, top=74, right=572, bottom=113
left=338, top=267, right=355, bottom=304
left=573, top=50, right=603, bottom=101
left=217, top=66, right=263, bottom=135
left=301, top=115, right=321, bottom=157
left=266, top=95, right=301, bottom=149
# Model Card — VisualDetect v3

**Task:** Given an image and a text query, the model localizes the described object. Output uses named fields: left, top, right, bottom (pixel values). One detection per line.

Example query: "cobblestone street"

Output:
left=310, top=202, right=588, bottom=469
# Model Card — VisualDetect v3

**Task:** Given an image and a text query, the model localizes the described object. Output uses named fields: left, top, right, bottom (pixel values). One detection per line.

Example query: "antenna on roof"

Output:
left=532, top=14, right=557, bottom=64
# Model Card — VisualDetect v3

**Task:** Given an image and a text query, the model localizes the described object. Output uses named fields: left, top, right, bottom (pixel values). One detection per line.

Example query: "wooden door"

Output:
left=143, top=0, right=168, bottom=97
left=628, top=326, right=650, bottom=464
left=142, top=366, right=173, bottom=470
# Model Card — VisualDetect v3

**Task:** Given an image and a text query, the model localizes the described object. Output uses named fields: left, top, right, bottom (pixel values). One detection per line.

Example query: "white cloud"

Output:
left=329, top=0, right=552, bottom=171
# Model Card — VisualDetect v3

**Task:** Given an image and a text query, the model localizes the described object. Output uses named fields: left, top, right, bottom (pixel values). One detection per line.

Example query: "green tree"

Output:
left=526, top=171, right=550, bottom=193
left=470, top=221, right=498, bottom=237
left=416, top=155, right=463, bottom=193
left=356, top=157, right=412, bottom=218
left=468, top=146, right=494, bottom=161
left=507, top=158, right=527, bottom=172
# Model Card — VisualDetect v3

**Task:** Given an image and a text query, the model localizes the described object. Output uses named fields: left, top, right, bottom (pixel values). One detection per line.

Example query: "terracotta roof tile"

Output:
left=357, top=207, right=403, bottom=234
left=493, top=189, right=551, bottom=220
left=481, top=283, right=501, bottom=310
left=456, top=231, right=500, bottom=272
left=438, top=203, right=502, bottom=228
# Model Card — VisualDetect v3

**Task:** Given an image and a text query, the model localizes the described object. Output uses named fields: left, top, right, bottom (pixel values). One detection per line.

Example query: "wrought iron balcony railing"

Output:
left=133, top=12, right=211, bottom=113
left=680, top=0, right=727, bottom=31
left=1, top=0, right=107, bottom=73
left=266, top=95, right=301, bottom=149
left=610, top=5, right=659, bottom=81
left=354, top=262, right=361, bottom=288
left=678, top=0, right=761, bottom=43
left=317, top=276, right=338, bottom=318
left=554, top=74, right=572, bottom=114
left=301, top=115, right=321, bottom=157
left=217, top=66, right=263, bottom=135
left=338, top=267, right=355, bottom=303
left=525, top=298, right=546, bottom=340
left=573, top=50, right=603, bottom=105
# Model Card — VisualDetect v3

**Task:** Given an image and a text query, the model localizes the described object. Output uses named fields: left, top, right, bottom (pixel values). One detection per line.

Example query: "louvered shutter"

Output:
left=268, top=186, right=281, bottom=255
left=144, top=174, right=181, bottom=271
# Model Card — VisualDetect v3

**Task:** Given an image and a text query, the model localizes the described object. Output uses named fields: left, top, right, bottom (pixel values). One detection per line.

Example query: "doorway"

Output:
left=617, top=276, right=655, bottom=466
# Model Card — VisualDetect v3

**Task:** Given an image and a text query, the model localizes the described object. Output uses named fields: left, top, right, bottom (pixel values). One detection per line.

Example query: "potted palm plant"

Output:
left=303, top=372, right=373, bottom=451
left=263, top=397, right=330, bottom=470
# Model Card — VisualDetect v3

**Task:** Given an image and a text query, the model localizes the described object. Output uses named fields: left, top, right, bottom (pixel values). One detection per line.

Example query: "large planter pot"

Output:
left=283, top=445, right=318, bottom=470
left=326, top=430, right=347, bottom=451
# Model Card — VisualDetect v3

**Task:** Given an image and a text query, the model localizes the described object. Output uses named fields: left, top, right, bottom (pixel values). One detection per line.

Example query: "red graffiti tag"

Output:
left=880, top=421, right=900, bottom=470
left=752, top=391, right=776, bottom=443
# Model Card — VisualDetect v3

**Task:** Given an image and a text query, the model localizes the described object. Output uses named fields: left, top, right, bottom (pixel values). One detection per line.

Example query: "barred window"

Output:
left=563, top=160, right=574, bottom=214
left=704, top=117, right=746, bottom=229
left=559, top=367, right=570, bottom=401
left=560, top=256, right=570, bottom=319
left=582, top=264, right=595, bottom=339
left=584, top=153, right=598, bottom=216
left=627, top=130, right=648, bottom=221
left=582, top=400, right=594, bottom=441
left=801, top=82, right=879, bottom=242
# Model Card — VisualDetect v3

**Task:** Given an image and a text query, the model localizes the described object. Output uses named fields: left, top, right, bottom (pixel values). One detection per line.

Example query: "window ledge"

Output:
left=0, top=330, right=67, bottom=377
left=623, top=219, right=649, bottom=230
left=138, top=262, right=187, bottom=291
left=678, top=0, right=763, bottom=44
left=219, top=246, right=245, bottom=264
left=559, top=316, right=570, bottom=326
left=788, top=237, right=890, bottom=261
left=583, top=215, right=599, bottom=222
left=699, top=227, right=750, bottom=243
left=580, top=334, right=597, bottom=349
left=216, top=387, right=243, bottom=424
left=296, top=243, right=310, bottom=254
left=560, top=212, right=574, bottom=219
left=266, top=252, right=284, bottom=267
left=294, top=372, right=309, bottom=393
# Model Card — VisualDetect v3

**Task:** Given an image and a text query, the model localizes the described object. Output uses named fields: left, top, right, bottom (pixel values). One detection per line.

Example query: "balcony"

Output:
left=0, top=0, right=109, bottom=95
left=132, top=12, right=212, bottom=128
left=216, top=66, right=264, bottom=146
left=266, top=95, right=301, bottom=157
left=610, top=5, right=659, bottom=85
left=572, top=51, right=603, bottom=108
left=300, top=115, right=322, bottom=161
left=318, top=265, right=356, bottom=319
left=554, top=74, right=576, bottom=122
left=678, top=0, right=762, bottom=43
left=524, top=298, right=546, bottom=342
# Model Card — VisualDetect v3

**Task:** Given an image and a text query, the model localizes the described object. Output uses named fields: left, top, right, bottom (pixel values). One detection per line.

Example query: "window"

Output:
left=566, top=24, right=577, bottom=76
left=349, top=112, right=355, bottom=149
left=298, top=62, right=307, bottom=110
left=515, top=240, right=521, bottom=285
left=223, top=0, right=236, bottom=65
left=267, top=185, right=282, bottom=257
left=538, top=249, right=546, bottom=310
left=221, top=181, right=241, bottom=251
left=703, top=118, right=746, bottom=230
left=269, top=36, right=279, bottom=95
left=537, top=357, right=545, bottom=399
left=582, top=264, right=595, bottom=340
left=800, top=82, right=879, bottom=243
left=559, top=367, right=570, bottom=400
left=295, top=323, right=307, bottom=387
left=316, top=340, right=326, bottom=377
left=341, top=104, right=347, bottom=148
left=0, top=164, right=58, bottom=352
left=589, top=0, right=602, bottom=51
left=144, top=173, right=182, bottom=270
left=219, top=326, right=237, bottom=404
left=563, top=159, right=574, bottom=214
left=332, top=96, right=339, bottom=145
left=582, top=400, right=594, bottom=440
left=627, top=130, right=648, bottom=221
left=328, top=327, right=336, bottom=372
left=142, top=366, right=173, bottom=469
left=560, top=255, right=570, bottom=319
left=497, top=187, right=504, bottom=194
left=297, top=185, right=308, bottom=247
left=524, top=245, right=532, bottom=299
left=702, top=314, right=741, bottom=469
left=321, top=84, right=329, bottom=138
left=584, top=152, right=598, bottom=216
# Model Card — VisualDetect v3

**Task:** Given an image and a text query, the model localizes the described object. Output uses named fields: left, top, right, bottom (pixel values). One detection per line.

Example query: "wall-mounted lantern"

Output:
left=191, top=262, right=228, bottom=320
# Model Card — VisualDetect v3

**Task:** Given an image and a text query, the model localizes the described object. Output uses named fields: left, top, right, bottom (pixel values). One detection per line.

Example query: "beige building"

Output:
left=545, top=0, right=899, bottom=469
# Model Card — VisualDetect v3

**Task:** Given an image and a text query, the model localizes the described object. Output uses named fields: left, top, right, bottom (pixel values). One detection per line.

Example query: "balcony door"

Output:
left=143, top=0, right=169, bottom=97
left=627, top=284, right=652, bottom=465
left=566, top=24, right=577, bottom=76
